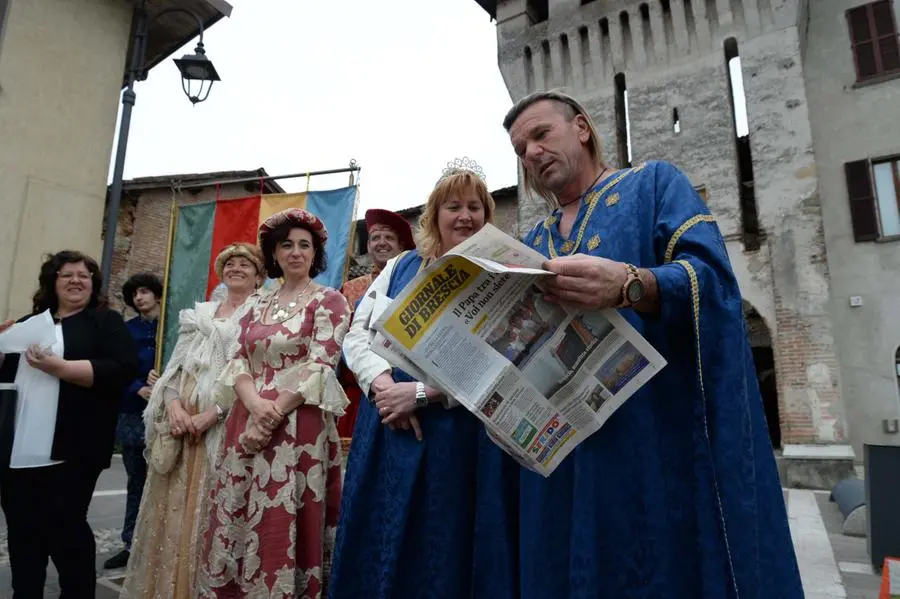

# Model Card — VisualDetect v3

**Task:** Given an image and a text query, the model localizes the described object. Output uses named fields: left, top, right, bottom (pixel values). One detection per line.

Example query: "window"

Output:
left=614, top=73, right=632, bottom=168
left=725, top=38, right=760, bottom=251
left=527, top=0, right=549, bottom=24
left=844, top=157, right=900, bottom=241
left=847, top=1, right=900, bottom=82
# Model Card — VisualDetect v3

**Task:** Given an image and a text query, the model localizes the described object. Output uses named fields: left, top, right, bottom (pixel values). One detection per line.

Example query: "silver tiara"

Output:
left=437, top=157, right=486, bottom=186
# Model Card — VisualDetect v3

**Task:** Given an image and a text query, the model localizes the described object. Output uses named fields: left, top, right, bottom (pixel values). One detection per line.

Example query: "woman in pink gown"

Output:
left=198, top=208, right=350, bottom=598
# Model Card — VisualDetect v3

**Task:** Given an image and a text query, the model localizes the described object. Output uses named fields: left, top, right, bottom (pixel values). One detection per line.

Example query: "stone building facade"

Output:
left=0, top=0, right=230, bottom=321
left=108, top=169, right=284, bottom=316
left=474, top=0, right=900, bottom=458
left=802, top=0, right=900, bottom=455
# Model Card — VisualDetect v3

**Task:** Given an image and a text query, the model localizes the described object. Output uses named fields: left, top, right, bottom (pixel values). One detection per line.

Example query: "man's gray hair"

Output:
left=502, top=90, right=607, bottom=208
left=503, top=90, right=583, bottom=131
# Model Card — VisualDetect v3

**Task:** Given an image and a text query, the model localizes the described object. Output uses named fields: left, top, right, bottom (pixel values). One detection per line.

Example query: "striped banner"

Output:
left=159, top=186, right=358, bottom=366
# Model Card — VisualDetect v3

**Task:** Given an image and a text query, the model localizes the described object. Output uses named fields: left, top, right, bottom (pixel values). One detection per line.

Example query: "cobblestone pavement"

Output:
left=0, top=460, right=885, bottom=598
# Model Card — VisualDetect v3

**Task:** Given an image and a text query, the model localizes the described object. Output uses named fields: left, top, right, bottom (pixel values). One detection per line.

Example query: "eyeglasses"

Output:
left=58, top=272, right=92, bottom=282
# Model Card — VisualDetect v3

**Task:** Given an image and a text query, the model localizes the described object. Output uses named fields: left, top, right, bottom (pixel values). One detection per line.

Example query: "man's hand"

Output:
left=137, top=386, right=152, bottom=401
left=542, top=255, right=627, bottom=311
left=147, top=369, right=160, bottom=387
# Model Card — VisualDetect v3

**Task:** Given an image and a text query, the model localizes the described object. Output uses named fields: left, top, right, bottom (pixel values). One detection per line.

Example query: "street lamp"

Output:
left=100, top=7, right=221, bottom=291
left=174, top=45, right=220, bottom=104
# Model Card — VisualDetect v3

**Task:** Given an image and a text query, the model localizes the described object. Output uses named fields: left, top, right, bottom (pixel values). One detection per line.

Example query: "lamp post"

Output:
left=100, top=7, right=221, bottom=291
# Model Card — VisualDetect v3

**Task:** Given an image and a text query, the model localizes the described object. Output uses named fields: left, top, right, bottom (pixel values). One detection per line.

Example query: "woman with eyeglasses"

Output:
left=0, top=250, right=138, bottom=598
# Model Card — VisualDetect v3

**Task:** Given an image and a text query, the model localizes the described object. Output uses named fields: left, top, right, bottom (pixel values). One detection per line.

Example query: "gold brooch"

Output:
left=606, top=193, right=620, bottom=207
left=587, top=234, right=601, bottom=251
left=533, top=235, right=542, bottom=247
left=561, top=240, right=575, bottom=253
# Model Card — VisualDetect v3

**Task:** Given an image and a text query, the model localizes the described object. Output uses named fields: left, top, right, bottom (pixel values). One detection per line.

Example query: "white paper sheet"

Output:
left=0, top=311, right=56, bottom=353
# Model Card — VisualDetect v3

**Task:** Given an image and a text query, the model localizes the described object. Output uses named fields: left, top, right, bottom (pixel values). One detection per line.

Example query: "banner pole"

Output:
left=341, top=184, right=362, bottom=286
left=155, top=195, right=179, bottom=374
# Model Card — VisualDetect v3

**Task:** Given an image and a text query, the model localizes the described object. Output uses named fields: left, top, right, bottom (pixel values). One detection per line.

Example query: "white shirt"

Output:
left=9, top=324, right=65, bottom=469
left=342, top=255, right=457, bottom=408
left=342, top=258, right=397, bottom=398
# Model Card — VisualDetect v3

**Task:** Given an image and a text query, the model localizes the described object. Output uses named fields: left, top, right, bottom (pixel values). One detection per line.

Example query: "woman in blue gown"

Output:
left=329, top=160, right=519, bottom=599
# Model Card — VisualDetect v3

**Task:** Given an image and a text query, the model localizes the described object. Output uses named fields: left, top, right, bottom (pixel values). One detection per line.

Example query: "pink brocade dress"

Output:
left=197, top=286, right=350, bottom=598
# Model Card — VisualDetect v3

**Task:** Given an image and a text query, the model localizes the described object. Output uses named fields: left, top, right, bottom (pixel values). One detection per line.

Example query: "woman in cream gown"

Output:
left=120, top=242, right=264, bottom=598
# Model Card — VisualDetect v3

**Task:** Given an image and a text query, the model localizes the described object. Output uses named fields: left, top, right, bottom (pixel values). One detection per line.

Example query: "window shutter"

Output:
left=873, top=0, right=900, bottom=71
left=844, top=160, right=879, bottom=242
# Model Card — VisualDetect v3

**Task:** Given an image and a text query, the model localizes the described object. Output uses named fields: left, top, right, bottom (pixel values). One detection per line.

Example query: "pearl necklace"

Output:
left=271, top=280, right=312, bottom=322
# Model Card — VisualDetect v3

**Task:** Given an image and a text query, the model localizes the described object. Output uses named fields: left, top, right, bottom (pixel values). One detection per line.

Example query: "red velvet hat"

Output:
left=365, top=209, right=415, bottom=251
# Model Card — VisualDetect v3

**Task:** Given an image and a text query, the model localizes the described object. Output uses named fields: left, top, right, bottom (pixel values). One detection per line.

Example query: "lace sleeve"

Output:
left=214, top=308, right=254, bottom=408
left=271, top=290, right=351, bottom=415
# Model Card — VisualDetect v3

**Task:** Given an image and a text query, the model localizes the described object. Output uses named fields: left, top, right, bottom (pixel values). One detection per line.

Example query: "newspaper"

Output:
left=371, top=224, right=667, bottom=477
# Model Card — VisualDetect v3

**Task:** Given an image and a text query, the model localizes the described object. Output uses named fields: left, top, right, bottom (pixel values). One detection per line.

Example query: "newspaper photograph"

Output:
left=371, top=224, right=667, bottom=477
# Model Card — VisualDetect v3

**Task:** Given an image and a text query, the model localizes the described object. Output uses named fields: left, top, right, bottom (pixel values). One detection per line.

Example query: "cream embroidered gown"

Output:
left=119, top=300, right=250, bottom=599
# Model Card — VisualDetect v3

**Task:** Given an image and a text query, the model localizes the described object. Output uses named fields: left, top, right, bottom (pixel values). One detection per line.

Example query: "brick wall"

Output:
left=106, top=183, right=258, bottom=317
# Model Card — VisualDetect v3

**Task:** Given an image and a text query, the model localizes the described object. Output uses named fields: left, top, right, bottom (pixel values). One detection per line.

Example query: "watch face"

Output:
left=626, top=279, right=645, bottom=303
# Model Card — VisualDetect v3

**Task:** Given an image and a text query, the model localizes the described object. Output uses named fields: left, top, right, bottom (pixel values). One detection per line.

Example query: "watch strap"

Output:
left=618, top=263, right=641, bottom=308
left=415, top=382, right=428, bottom=408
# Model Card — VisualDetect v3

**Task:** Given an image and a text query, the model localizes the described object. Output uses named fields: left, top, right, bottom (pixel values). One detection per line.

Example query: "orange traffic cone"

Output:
left=879, top=557, right=900, bottom=599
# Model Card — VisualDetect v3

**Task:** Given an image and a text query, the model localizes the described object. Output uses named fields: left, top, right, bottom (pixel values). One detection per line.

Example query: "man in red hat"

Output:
left=337, top=209, right=415, bottom=446
left=341, top=209, right=415, bottom=309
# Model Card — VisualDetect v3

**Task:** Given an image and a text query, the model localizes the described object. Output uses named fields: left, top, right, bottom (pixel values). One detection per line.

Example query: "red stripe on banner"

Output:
left=206, top=195, right=263, bottom=299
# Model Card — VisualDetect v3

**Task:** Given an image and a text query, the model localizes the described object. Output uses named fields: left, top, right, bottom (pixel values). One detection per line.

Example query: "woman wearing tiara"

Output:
left=329, top=159, right=519, bottom=599
left=197, top=209, right=350, bottom=598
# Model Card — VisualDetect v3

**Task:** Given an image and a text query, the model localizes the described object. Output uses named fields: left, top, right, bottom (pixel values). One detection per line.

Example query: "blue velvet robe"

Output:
left=519, top=161, right=803, bottom=598
left=329, top=250, right=520, bottom=599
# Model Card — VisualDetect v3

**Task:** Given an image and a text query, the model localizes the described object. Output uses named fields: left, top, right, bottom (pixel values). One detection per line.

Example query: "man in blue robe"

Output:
left=503, top=90, right=804, bottom=598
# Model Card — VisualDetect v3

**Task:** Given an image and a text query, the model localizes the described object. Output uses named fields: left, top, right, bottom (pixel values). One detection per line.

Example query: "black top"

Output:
left=0, top=308, right=139, bottom=470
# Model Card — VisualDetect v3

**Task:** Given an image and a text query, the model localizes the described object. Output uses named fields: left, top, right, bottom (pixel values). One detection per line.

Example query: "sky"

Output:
left=112, top=0, right=519, bottom=213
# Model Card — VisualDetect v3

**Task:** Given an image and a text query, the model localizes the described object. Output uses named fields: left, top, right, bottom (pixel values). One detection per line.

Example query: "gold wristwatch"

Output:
left=618, top=263, right=645, bottom=308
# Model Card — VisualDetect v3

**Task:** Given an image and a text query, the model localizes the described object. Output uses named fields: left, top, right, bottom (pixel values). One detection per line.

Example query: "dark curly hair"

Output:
left=122, top=272, right=163, bottom=311
left=260, top=221, right=327, bottom=279
left=32, top=250, right=106, bottom=315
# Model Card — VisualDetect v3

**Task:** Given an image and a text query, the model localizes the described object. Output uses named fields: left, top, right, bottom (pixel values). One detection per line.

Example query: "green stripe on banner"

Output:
left=161, top=202, right=216, bottom=366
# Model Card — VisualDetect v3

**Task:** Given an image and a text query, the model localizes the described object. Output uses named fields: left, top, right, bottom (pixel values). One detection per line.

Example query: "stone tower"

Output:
left=477, top=0, right=854, bottom=470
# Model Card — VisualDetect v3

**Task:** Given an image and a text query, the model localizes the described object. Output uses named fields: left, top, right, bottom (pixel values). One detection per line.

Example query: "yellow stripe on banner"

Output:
left=258, top=193, right=308, bottom=227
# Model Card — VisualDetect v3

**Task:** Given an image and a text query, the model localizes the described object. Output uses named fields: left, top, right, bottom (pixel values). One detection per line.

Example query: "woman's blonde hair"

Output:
left=416, top=170, right=495, bottom=259
left=502, top=89, right=607, bottom=209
